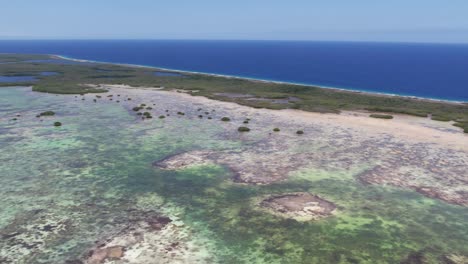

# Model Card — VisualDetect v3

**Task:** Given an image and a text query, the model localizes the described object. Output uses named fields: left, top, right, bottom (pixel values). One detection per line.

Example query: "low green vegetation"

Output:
left=0, top=53, right=49, bottom=63
left=237, top=126, right=250, bottom=132
left=431, top=115, right=452, bottom=122
left=221, top=117, right=231, bottom=121
left=143, top=112, right=152, bottom=118
left=365, top=107, right=428, bottom=117
left=369, top=114, right=394, bottom=119
left=296, top=130, right=304, bottom=135
left=38, top=111, right=55, bottom=117
left=33, top=82, right=108, bottom=94
left=89, top=74, right=136, bottom=79
left=454, top=121, right=468, bottom=133
left=273, top=128, right=280, bottom=132
left=54, top=121, right=62, bottom=127
left=159, top=115, right=165, bottom=119
left=1, top=54, right=467, bottom=133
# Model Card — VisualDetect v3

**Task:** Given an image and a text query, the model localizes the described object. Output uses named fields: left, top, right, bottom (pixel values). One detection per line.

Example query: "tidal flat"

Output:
left=1, top=84, right=467, bottom=264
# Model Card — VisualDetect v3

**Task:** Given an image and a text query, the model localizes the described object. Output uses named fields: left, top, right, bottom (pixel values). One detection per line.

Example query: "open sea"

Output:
left=0, top=40, right=467, bottom=101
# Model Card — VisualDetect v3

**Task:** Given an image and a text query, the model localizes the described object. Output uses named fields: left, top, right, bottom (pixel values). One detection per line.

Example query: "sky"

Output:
left=1, top=0, right=468, bottom=43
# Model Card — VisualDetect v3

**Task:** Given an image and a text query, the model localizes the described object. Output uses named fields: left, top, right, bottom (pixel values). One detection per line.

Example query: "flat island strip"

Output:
left=1, top=53, right=467, bottom=133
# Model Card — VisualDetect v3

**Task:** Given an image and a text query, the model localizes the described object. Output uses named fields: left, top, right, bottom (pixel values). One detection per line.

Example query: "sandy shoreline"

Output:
left=102, top=84, right=468, bottom=151
left=51, top=54, right=467, bottom=105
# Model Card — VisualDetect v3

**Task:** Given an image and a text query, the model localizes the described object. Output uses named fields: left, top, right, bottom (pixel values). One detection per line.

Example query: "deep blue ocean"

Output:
left=1, top=40, right=467, bottom=101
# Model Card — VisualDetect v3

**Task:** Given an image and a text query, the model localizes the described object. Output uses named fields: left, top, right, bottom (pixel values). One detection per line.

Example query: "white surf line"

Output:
left=50, top=54, right=466, bottom=105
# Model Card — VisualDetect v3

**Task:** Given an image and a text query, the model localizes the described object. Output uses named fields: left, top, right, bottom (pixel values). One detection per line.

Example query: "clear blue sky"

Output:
left=1, top=0, right=468, bottom=43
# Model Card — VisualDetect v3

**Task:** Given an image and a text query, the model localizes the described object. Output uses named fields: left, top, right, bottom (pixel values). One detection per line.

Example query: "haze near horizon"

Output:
left=1, top=0, right=467, bottom=43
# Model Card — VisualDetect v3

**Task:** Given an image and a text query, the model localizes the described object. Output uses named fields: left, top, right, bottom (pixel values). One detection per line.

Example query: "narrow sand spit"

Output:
left=98, top=85, right=468, bottom=206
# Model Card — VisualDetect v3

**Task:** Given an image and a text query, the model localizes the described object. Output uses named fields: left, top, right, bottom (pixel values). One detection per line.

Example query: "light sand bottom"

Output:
left=100, top=85, right=468, bottom=208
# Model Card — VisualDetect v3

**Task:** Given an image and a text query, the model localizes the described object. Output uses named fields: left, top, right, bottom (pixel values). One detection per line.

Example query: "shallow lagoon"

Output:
left=0, top=72, right=58, bottom=83
left=0, top=76, right=37, bottom=82
left=0, top=87, right=467, bottom=263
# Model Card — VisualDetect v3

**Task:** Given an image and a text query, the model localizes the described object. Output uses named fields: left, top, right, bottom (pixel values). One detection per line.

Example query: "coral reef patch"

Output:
left=259, top=193, right=337, bottom=221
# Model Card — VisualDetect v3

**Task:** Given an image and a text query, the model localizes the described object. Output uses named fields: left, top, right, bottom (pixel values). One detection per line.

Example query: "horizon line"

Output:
left=1, top=38, right=468, bottom=45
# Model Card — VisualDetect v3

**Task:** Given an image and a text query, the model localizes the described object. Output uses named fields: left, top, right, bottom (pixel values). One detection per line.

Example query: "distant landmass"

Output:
left=1, top=40, right=468, bottom=101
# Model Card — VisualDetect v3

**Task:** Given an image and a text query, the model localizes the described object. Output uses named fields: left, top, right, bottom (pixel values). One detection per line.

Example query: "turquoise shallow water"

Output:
left=1, top=87, right=467, bottom=263
left=0, top=87, right=233, bottom=262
